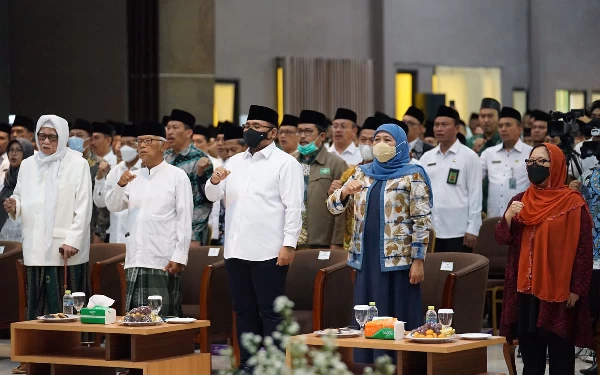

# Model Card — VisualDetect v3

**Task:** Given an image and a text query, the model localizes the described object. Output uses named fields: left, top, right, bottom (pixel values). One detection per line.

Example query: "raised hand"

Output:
left=117, top=170, right=137, bottom=187
left=210, top=166, right=231, bottom=184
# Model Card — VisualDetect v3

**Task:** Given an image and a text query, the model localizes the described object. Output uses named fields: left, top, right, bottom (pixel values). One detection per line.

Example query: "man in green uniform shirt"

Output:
left=295, top=109, right=348, bottom=249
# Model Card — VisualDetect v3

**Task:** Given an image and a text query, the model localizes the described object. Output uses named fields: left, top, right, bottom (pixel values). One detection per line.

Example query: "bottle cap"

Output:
left=369, top=302, right=376, bottom=306
left=65, top=290, right=71, bottom=294
left=428, top=305, right=434, bottom=310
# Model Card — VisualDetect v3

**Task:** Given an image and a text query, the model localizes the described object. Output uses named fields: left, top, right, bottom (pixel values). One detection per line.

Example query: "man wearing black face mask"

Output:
left=205, top=105, right=303, bottom=374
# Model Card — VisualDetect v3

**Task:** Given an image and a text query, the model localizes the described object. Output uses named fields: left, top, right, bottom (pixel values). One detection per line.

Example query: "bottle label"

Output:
left=64, top=300, right=74, bottom=306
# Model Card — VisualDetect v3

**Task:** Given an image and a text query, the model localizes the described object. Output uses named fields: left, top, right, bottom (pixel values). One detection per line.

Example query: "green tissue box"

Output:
left=80, top=306, right=116, bottom=324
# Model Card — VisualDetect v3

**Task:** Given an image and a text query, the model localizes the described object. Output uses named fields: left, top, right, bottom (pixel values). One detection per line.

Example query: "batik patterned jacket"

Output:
left=327, top=168, right=432, bottom=271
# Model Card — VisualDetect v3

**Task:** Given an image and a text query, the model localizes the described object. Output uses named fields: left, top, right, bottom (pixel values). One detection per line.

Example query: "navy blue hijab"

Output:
left=359, top=123, right=433, bottom=205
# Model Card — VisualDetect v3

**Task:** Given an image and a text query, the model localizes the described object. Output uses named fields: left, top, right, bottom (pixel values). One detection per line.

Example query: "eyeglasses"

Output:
left=525, top=158, right=550, bottom=167
left=243, top=123, right=275, bottom=131
left=134, top=138, right=163, bottom=146
left=37, top=133, right=59, bottom=142
left=8, top=147, right=23, bottom=154
left=404, top=121, right=420, bottom=127
left=122, top=140, right=138, bottom=147
left=297, top=129, right=318, bottom=137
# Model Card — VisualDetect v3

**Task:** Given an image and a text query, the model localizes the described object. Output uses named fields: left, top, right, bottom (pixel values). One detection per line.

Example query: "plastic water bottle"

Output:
left=367, top=302, right=378, bottom=322
left=425, top=305, right=437, bottom=324
left=63, top=290, right=74, bottom=315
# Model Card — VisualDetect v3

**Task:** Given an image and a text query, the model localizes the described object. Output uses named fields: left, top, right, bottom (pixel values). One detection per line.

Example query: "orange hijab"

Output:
left=517, top=143, right=588, bottom=302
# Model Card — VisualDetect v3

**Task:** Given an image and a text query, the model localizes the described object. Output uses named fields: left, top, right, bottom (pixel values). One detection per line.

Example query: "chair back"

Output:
left=89, top=243, right=127, bottom=265
left=421, top=252, right=489, bottom=333
left=16, top=259, right=26, bottom=321
left=0, top=242, right=22, bottom=326
left=180, top=246, right=224, bottom=318
left=89, top=243, right=126, bottom=314
left=473, top=217, right=508, bottom=278
left=314, top=261, right=354, bottom=331
left=285, top=249, right=348, bottom=311
left=199, top=260, right=232, bottom=352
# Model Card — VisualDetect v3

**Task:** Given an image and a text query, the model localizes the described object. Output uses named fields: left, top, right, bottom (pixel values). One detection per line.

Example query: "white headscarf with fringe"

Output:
left=34, top=115, right=73, bottom=252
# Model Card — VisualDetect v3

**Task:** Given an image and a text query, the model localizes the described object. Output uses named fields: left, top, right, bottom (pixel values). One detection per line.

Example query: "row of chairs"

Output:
left=0, top=240, right=492, bottom=368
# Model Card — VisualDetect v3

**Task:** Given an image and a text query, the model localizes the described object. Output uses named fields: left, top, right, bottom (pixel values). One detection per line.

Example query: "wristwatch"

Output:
left=285, top=246, right=296, bottom=251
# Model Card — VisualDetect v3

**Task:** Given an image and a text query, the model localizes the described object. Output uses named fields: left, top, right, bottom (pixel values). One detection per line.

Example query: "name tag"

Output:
left=0, top=246, right=4, bottom=254
left=318, top=251, right=331, bottom=260
left=208, top=248, right=220, bottom=257
left=509, top=177, right=517, bottom=189
left=320, top=168, right=330, bottom=175
left=492, top=160, right=501, bottom=164
left=447, top=168, right=460, bottom=185
left=440, top=262, right=454, bottom=271
left=594, top=258, right=600, bottom=270
left=427, top=163, right=437, bottom=167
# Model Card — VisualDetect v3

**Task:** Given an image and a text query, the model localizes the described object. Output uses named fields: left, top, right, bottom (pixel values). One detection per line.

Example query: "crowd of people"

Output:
left=2, top=98, right=600, bottom=375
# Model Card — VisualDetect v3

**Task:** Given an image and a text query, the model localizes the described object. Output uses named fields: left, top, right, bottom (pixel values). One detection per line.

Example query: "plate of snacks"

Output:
left=37, top=313, right=79, bottom=322
left=119, top=306, right=163, bottom=326
left=406, top=323, right=456, bottom=343
left=314, top=327, right=362, bottom=338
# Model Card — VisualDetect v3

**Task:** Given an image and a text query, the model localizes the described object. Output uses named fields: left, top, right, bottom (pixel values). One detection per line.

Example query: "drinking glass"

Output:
left=438, top=309, right=454, bottom=329
left=354, top=305, right=369, bottom=332
left=148, top=295, right=163, bottom=316
left=72, top=292, right=86, bottom=315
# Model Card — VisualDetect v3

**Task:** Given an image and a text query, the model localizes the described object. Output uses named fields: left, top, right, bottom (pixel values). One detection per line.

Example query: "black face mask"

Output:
left=243, top=128, right=271, bottom=149
left=527, top=164, right=550, bottom=185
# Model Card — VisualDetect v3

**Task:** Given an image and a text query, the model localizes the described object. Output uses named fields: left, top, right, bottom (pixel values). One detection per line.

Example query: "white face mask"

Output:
left=120, top=145, right=138, bottom=163
left=359, top=144, right=374, bottom=161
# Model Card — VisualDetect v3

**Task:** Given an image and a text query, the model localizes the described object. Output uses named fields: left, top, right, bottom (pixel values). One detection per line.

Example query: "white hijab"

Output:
left=34, top=115, right=72, bottom=253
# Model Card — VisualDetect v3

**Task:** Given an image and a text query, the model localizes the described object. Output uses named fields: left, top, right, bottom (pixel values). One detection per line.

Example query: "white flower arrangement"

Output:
left=219, top=296, right=396, bottom=375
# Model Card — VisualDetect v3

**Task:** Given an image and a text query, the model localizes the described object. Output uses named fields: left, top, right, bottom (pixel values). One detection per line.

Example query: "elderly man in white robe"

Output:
left=4, top=115, right=92, bottom=373
left=105, top=122, right=192, bottom=317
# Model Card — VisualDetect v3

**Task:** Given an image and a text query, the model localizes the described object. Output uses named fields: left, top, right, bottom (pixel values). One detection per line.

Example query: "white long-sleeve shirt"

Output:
left=419, top=139, right=483, bottom=238
left=93, top=159, right=142, bottom=243
left=99, top=150, right=118, bottom=168
left=105, top=161, right=193, bottom=269
left=205, top=142, right=304, bottom=261
left=480, top=140, right=532, bottom=218
left=208, top=156, right=222, bottom=240
left=328, top=142, right=363, bottom=166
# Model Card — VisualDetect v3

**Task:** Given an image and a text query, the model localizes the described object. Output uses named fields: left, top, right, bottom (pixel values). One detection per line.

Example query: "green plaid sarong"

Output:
left=26, top=263, right=90, bottom=320
left=125, top=267, right=182, bottom=318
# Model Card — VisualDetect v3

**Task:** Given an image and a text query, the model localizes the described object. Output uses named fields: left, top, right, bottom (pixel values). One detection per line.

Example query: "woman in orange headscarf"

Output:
left=496, top=143, right=593, bottom=375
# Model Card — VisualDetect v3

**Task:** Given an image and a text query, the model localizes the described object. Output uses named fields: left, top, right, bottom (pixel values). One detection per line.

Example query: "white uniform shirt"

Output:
left=205, top=142, right=304, bottom=261
left=93, top=159, right=142, bottom=243
left=419, top=139, right=483, bottom=238
left=105, top=161, right=193, bottom=269
left=481, top=140, right=532, bottom=218
left=99, top=150, right=118, bottom=168
left=208, top=156, right=222, bottom=240
left=328, top=142, right=363, bottom=166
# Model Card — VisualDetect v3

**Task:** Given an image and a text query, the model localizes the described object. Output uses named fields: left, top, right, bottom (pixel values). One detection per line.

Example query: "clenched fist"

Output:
left=117, top=170, right=137, bottom=187
left=210, top=166, right=230, bottom=184
left=3, top=198, right=16, bottom=215
left=96, top=161, right=110, bottom=180
left=569, top=180, right=581, bottom=191
left=328, top=180, right=342, bottom=195
left=340, top=180, right=363, bottom=201
left=505, top=201, right=524, bottom=223
left=197, top=157, right=211, bottom=175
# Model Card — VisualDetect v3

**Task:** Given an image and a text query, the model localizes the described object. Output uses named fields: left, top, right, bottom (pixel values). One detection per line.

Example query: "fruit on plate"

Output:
left=42, top=313, right=69, bottom=319
left=122, top=306, right=161, bottom=323
left=410, top=323, right=454, bottom=338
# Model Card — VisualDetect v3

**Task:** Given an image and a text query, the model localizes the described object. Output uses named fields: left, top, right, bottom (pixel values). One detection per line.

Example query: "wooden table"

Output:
left=11, top=318, right=211, bottom=375
left=288, top=334, right=506, bottom=375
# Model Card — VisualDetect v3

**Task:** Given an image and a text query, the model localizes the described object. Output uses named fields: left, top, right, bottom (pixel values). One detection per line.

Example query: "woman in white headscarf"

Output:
left=4, top=115, right=92, bottom=319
